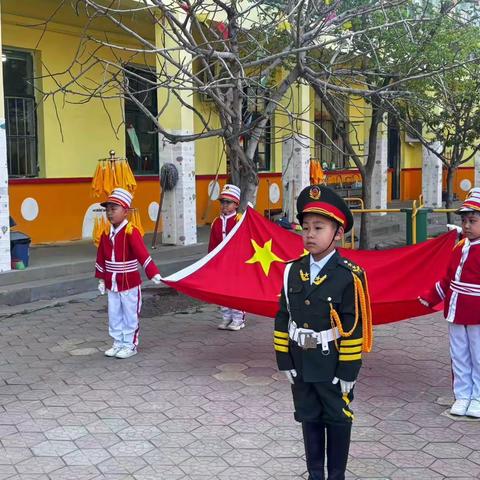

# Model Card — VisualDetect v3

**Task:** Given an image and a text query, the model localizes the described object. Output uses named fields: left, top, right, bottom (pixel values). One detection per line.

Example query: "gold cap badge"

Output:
left=309, top=186, right=321, bottom=200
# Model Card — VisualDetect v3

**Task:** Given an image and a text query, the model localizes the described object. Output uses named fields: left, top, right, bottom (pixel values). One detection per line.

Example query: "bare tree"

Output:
left=399, top=14, right=480, bottom=222
left=40, top=0, right=416, bottom=209
left=299, top=0, right=479, bottom=247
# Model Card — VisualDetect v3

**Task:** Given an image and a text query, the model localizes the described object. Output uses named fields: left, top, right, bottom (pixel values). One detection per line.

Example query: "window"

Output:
left=242, top=87, right=272, bottom=172
left=3, top=49, right=38, bottom=177
left=124, top=66, right=159, bottom=175
left=314, top=95, right=348, bottom=169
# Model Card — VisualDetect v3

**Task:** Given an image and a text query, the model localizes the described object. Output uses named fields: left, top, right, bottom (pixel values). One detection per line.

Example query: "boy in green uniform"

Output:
left=274, top=185, right=372, bottom=480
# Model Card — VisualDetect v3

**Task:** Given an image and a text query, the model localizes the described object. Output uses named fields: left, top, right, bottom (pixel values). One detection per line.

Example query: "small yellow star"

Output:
left=245, top=238, right=284, bottom=276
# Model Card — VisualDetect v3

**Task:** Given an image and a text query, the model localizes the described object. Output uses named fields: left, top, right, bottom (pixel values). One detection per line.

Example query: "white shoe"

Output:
left=105, top=345, right=122, bottom=357
left=218, top=319, right=232, bottom=330
left=450, top=399, right=470, bottom=416
left=227, top=320, right=246, bottom=331
left=466, top=399, right=480, bottom=418
left=115, top=346, right=137, bottom=359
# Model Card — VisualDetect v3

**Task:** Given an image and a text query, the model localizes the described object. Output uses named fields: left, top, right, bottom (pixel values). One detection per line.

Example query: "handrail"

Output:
left=344, top=197, right=365, bottom=209
left=352, top=208, right=402, bottom=214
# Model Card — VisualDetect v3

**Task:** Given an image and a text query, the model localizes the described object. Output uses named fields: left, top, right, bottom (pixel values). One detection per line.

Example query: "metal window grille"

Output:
left=124, top=66, right=159, bottom=175
left=5, top=96, right=38, bottom=177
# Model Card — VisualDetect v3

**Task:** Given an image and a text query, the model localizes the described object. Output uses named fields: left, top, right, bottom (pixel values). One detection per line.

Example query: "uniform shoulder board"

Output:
left=235, top=213, right=243, bottom=222
left=339, top=257, right=363, bottom=274
left=211, top=216, right=219, bottom=228
left=453, top=238, right=466, bottom=250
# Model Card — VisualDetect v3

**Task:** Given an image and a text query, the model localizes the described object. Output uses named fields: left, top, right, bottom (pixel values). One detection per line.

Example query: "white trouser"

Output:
left=107, top=286, right=142, bottom=348
left=449, top=323, right=480, bottom=400
left=220, top=307, right=245, bottom=323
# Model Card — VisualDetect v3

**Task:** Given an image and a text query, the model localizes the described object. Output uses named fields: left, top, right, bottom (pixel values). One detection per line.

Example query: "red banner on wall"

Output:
left=161, top=206, right=456, bottom=324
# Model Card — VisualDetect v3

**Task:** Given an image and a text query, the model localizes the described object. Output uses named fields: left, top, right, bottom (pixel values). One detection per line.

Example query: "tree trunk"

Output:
left=225, top=138, right=259, bottom=210
left=359, top=168, right=375, bottom=250
left=359, top=102, right=383, bottom=249
left=446, top=166, right=455, bottom=224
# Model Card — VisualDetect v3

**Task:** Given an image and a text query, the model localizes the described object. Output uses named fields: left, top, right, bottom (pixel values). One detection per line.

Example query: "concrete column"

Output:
left=156, top=14, right=197, bottom=245
left=282, top=83, right=312, bottom=223
left=474, top=152, right=480, bottom=188
left=282, top=135, right=310, bottom=223
left=363, top=118, right=388, bottom=213
left=422, top=142, right=442, bottom=208
left=0, top=5, right=11, bottom=273
left=159, top=133, right=196, bottom=245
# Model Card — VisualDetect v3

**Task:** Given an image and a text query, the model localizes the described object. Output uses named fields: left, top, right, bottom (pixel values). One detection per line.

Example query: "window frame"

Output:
left=3, top=47, right=38, bottom=178
left=124, top=65, right=159, bottom=176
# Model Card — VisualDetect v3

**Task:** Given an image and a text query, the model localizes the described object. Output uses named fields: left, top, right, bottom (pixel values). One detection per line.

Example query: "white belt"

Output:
left=450, top=280, right=480, bottom=297
left=105, top=260, right=139, bottom=274
left=105, top=267, right=138, bottom=273
left=288, top=320, right=340, bottom=353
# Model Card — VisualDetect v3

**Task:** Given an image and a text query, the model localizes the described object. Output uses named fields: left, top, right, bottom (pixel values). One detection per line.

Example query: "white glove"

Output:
left=447, top=224, right=462, bottom=234
left=418, top=296, right=430, bottom=308
left=151, top=274, right=162, bottom=285
left=98, top=280, right=105, bottom=295
left=283, top=369, right=297, bottom=384
left=332, top=376, right=355, bottom=394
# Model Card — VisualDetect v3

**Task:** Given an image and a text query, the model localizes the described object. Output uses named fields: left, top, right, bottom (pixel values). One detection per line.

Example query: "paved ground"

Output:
left=0, top=291, right=479, bottom=480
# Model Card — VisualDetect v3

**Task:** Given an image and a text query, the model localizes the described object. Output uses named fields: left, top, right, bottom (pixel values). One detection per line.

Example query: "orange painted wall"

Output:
left=400, top=169, right=422, bottom=201
left=9, top=179, right=161, bottom=244
left=442, top=167, right=474, bottom=201
left=399, top=167, right=475, bottom=201
left=9, top=174, right=284, bottom=244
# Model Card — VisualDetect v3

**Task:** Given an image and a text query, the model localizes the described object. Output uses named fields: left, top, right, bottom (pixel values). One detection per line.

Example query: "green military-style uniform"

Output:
left=273, top=185, right=372, bottom=480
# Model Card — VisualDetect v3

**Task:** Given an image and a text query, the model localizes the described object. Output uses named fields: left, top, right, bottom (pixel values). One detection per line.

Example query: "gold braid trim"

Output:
left=329, top=271, right=374, bottom=353
left=358, top=271, right=373, bottom=353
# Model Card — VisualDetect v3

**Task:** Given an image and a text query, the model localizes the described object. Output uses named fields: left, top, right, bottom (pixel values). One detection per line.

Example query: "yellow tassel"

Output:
left=329, top=271, right=373, bottom=353
left=91, top=164, right=104, bottom=198
left=134, top=210, right=144, bottom=236
left=103, top=161, right=113, bottom=196
left=356, top=272, right=373, bottom=353
left=114, top=160, right=123, bottom=189
left=124, top=160, right=137, bottom=194
left=110, top=160, right=118, bottom=190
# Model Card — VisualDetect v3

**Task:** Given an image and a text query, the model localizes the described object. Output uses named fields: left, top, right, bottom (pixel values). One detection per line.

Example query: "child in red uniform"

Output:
left=419, top=187, right=480, bottom=417
left=95, top=188, right=161, bottom=359
left=208, top=184, right=246, bottom=330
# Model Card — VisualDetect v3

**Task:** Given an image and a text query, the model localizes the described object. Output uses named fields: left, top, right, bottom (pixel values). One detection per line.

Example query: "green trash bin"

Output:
left=403, top=208, right=430, bottom=245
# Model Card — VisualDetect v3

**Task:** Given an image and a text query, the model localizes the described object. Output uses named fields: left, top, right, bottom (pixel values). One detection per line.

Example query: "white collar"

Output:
left=309, top=250, right=336, bottom=270
left=110, top=219, right=128, bottom=238
left=221, top=212, right=237, bottom=219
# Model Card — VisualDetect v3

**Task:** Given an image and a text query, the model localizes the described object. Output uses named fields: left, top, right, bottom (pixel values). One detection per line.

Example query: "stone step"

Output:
left=0, top=242, right=208, bottom=287
left=0, top=252, right=206, bottom=307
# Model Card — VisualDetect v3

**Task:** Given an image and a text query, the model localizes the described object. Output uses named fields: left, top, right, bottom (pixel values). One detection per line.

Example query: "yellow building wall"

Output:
left=2, top=22, right=131, bottom=177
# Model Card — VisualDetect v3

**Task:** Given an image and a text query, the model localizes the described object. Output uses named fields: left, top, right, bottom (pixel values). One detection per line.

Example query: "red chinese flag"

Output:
left=161, top=206, right=457, bottom=324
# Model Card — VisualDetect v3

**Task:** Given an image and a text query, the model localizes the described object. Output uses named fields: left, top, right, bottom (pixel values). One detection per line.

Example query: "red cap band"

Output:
left=302, top=201, right=346, bottom=226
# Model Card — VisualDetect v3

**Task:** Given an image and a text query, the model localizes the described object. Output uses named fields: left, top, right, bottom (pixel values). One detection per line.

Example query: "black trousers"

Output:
left=303, top=421, right=352, bottom=480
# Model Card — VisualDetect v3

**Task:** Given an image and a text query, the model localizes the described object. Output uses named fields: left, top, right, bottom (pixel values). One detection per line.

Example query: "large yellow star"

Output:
left=245, top=238, right=284, bottom=276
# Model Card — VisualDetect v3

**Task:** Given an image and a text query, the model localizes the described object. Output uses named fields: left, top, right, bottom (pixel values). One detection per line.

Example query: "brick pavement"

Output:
left=0, top=293, right=479, bottom=480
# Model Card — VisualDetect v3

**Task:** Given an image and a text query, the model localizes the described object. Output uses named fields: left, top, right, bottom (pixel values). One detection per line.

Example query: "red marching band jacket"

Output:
left=208, top=212, right=242, bottom=252
left=422, top=238, right=480, bottom=325
left=95, top=220, right=160, bottom=292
